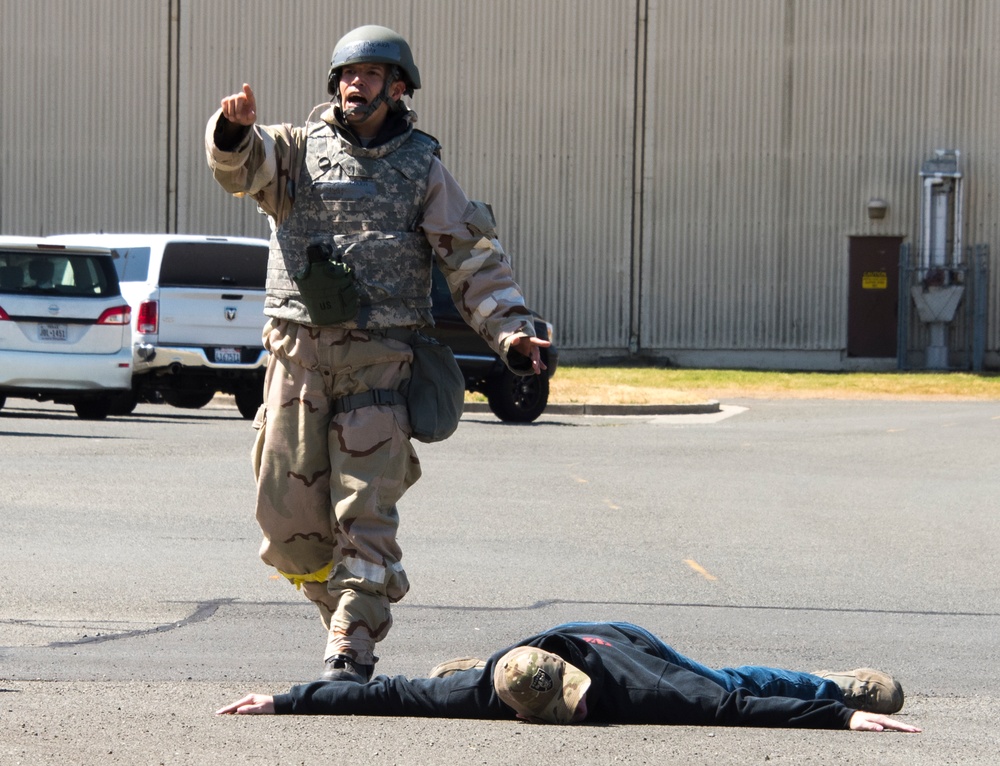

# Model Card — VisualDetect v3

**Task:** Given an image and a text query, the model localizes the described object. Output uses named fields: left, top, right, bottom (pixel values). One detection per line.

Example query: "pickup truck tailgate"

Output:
left=157, top=287, right=265, bottom=348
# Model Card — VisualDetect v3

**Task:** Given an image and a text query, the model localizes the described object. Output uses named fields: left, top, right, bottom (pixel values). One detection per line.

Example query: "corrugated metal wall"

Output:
left=642, top=0, right=1000, bottom=362
left=0, top=0, right=171, bottom=234
left=409, top=1, right=638, bottom=352
left=2, top=0, right=998, bottom=368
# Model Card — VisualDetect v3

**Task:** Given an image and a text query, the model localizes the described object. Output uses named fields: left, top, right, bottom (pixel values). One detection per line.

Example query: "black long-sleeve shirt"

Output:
left=272, top=623, right=854, bottom=728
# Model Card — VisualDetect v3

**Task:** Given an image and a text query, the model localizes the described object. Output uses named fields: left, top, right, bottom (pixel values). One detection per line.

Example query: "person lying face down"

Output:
left=217, top=621, right=920, bottom=734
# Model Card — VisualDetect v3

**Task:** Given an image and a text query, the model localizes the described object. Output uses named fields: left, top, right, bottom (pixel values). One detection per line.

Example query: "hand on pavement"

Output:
left=849, top=711, right=922, bottom=733
left=215, top=693, right=275, bottom=716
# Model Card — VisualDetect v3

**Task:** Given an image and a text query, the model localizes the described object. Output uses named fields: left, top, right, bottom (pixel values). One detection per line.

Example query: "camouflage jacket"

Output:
left=205, top=104, right=537, bottom=367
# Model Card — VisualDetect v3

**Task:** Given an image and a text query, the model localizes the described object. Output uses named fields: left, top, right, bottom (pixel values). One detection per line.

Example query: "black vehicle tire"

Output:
left=161, top=389, right=216, bottom=410
left=234, top=386, right=263, bottom=420
left=0, top=395, right=5, bottom=412
left=74, top=398, right=112, bottom=420
left=109, top=389, right=139, bottom=416
left=485, top=368, right=550, bottom=423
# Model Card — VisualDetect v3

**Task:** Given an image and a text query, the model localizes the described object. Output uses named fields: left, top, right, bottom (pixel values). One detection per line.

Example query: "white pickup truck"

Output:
left=47, top=234, right=269, bottom=418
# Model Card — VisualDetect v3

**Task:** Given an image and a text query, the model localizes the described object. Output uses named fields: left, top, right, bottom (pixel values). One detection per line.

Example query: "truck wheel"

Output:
left=234, top=387, right=263, bottom=420
left=74, top=398, right=112, bottom=420
left=161, top=390, right=216, bottom=410
left=109, top=389, right=139, bottom=416
left=485, top=368, right=549, bottom=423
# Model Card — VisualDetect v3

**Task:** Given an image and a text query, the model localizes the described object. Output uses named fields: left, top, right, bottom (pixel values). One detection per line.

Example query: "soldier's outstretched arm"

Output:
left=205, top=86, right=300, bottom=224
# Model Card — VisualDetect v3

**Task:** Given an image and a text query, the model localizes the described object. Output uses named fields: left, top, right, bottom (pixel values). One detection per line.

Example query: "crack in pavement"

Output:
left=39, top=598, right=236, bottom=648
left=2, top=596, right=995, bottom=654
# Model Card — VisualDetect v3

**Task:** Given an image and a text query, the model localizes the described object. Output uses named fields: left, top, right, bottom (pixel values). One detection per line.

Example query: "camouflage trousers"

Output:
left=251, top=318, right=421, bottom=666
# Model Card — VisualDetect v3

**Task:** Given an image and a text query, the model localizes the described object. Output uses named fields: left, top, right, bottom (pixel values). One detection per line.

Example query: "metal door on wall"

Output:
left=847, top=236, right=903, bottom=357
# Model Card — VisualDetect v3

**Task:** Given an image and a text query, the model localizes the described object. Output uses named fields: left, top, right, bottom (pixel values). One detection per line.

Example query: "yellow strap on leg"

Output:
left=277, top=562, right=334, bottom=590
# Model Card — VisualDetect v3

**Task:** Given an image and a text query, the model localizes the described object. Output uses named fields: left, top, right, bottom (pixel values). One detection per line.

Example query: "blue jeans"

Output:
left=553, top=622, right=845, bottom=702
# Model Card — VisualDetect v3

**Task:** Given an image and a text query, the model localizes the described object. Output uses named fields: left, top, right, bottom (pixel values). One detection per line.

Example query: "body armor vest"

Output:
left=265, top=109, right=439, bottom=328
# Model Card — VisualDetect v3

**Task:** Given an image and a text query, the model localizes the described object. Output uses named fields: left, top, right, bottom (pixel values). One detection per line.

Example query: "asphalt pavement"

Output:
left=2, top=396, right=999, bottom=764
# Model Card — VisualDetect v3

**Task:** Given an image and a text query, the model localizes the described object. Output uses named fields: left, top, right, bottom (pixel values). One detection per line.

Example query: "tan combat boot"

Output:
left=429, top=657, right=487, bottom=678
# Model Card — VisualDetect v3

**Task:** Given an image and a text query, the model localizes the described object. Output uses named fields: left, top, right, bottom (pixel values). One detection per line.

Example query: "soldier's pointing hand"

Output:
left=221, top=83, right=257, bottom=127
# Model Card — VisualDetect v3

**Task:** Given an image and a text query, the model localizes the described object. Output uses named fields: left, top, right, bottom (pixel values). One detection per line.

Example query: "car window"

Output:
left=159, top=242, right=267, bottom=288
left=111, top=247, right=152, bottom=282
left=0, top=250, right=118, bottom=296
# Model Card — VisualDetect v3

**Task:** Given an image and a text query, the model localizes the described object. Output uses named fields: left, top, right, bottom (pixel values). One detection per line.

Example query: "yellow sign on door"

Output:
left=862, top=271, right=888, bottom=289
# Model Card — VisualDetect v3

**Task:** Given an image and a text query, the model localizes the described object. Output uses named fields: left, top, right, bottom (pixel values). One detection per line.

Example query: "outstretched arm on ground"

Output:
left=216, top=694, right=275, bottom=716
left=849, top=711, right=921, bottom=732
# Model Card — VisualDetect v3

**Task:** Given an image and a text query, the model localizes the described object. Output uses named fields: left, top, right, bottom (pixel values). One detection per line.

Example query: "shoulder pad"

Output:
left=411, top=129, right=442, bottom=158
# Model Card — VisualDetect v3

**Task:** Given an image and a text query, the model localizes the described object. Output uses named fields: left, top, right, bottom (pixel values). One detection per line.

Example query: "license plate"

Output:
left=214, top=347, right=242, bottom=364
left=38, top=323, right=68, bottom=341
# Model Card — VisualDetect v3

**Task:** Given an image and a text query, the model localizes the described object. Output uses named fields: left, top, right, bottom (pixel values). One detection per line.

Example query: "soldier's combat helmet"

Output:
left=326, top=25, right=421, bottom=97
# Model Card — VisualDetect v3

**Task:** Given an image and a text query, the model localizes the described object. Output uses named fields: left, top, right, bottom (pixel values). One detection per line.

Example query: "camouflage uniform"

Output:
left=206, top=102, right=536, bottom=666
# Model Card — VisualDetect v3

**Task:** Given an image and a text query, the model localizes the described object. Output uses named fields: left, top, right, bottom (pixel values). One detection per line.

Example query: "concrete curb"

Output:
left=462, top=400, right=722, bottom=416
left=211, top=396, right=722, bottom=417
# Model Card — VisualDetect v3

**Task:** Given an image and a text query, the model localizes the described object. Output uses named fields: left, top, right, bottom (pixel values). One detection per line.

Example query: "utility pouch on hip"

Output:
left=293, top=242, right=360, bottom=325
left=397, top=330, right=465, bottom=444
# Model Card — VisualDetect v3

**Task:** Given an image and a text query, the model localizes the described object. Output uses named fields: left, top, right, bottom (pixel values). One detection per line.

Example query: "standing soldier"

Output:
left=205, top=25, right=549, bottom=682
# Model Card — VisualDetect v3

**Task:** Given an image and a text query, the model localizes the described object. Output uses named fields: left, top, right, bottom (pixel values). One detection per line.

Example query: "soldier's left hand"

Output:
left=511, top=336, right=551, bottom=375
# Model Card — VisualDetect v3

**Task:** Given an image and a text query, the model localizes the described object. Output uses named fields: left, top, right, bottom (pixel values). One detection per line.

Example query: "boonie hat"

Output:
left=493, top=646, right=591, bottom=724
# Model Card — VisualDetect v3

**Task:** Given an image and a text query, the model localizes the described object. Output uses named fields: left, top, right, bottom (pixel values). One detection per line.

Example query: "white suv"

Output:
left=47, top=234, right=269, bottom=418
left=0, top=238, right=133, bottom=419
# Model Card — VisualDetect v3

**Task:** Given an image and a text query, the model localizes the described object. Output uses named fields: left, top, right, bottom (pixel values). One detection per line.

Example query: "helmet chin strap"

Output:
left=342, top=92, right=386, bottom=122
left=340, top=67, right=403, bottom=122
left=339, top=68, right=403, bottom=123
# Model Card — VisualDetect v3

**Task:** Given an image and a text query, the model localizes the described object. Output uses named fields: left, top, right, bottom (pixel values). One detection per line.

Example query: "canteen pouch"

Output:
left=403, top=331, right=465, bottom=443
left=293, top=242, right=360, bottom=325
